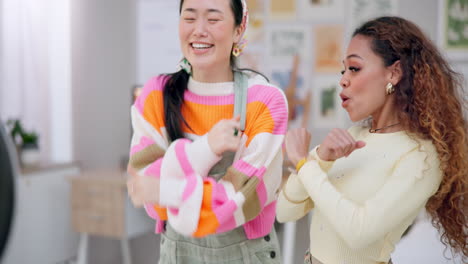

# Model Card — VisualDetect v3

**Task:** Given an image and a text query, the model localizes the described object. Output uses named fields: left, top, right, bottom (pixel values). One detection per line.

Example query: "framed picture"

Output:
left=312, top=76, right=344, bottom=128
left=313, top=25, right=344, bottom=73
left=437, top=0, right=468, bottom=61
left=269, top=0, right=296, bottom=20
left=267, top=25, right=310, bottom=62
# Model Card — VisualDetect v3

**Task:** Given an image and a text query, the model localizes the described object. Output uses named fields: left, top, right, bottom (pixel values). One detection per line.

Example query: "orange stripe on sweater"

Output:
left=193, top=181, right=220, bottom=237
left=153, top=205, right=168, bottom=220
left=142, top=90, right=165, bottom=134
left=181, top=101, right=275, bottom=147
left=181, top=102, right=233, bottom=135
left=244, top=102, right=275, bottom=146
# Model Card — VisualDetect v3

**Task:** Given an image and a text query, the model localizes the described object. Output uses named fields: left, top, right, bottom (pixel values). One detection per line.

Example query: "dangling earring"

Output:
left=386, top=82, right=395, bottom=95
left=232, top=44, right=241, bottom=57
left=232, top=39, right=247, bottom=57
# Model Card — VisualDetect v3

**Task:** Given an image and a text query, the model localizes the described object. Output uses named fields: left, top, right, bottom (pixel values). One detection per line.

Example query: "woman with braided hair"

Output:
left=126, top=0, right=287, bottom=263
left=278, top=16, right=467, bottom=264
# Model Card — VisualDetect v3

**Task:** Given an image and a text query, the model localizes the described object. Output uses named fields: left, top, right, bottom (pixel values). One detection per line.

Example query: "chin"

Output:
left=348, top=112, right=364, bottom=123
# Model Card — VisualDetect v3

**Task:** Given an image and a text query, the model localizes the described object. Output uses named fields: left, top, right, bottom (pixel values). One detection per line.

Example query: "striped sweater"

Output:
left=129, top=73, right=288, bottom=239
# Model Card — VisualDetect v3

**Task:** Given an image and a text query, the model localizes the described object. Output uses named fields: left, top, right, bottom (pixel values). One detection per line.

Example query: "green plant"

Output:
left=6, top=119, right=39, bottom=148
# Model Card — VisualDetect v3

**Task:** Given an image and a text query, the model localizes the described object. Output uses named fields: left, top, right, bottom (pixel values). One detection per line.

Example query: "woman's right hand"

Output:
left=317, top=128, right=366, bottom=161
left=285, top=128, right=311, bottom=165
left=207, top=116, right=241, bottom=156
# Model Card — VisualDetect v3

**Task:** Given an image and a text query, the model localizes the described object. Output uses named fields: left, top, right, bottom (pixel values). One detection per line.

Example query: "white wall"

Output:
left=49, top=0, right=72, bottom=163
left=71, top=0, right=136, bottom=170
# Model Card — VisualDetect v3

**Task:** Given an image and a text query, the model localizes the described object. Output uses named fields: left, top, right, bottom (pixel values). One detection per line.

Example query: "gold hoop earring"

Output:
left=386, top=82, right=395, bottom=95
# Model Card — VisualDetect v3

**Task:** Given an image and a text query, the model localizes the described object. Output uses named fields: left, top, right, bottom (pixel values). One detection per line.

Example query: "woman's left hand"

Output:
left=126, top=165, right=160, bottom=207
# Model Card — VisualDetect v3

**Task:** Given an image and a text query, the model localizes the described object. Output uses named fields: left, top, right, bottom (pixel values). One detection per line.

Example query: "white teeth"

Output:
left=192, top=43, right=212, bottom=49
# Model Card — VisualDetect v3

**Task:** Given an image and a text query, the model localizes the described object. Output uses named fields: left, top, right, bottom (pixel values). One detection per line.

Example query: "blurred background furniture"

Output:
left=1, top=163, right=80, bottom=264
left=70, top=169, right=153, bottom=264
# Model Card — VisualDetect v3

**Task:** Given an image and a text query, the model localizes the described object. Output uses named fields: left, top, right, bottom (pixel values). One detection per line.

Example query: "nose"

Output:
left=340, top=75, right=349, bottom=89
left=193, top=20, right=208, bottom=38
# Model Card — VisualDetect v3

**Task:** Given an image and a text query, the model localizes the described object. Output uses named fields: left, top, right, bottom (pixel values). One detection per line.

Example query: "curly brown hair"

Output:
left=354, top=17, right=468, bottom=258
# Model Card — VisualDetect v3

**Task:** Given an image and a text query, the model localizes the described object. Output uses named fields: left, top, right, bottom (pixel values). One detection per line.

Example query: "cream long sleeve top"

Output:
left=277, top=126, right=443, bottom=264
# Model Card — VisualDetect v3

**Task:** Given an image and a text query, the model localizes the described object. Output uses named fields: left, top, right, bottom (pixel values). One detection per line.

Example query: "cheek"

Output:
left=213, top=24, right=236, bottom=42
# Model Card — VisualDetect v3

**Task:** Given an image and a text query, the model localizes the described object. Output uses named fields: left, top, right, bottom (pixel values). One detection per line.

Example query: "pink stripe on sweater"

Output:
left=155, top=220, right=165, bottom=233
left=169, top=208, right=179, bottom=216
left=130, top=136, right=155, bottom=155
left=233, top=160, right=267, bottom=179
left=184, top=91, right=235, bottom=106
left=134, top=76, right=167, bottom=113
left=256, top=180, right=268, bottom=208
left=145, top=159, right=162, bottom=178
left=243, top=201, right=277, bottom=239
left=174, top=139, right=197, bottom=201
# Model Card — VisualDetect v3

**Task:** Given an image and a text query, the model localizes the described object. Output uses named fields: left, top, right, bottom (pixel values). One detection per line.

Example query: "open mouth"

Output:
left=340, top=93, right=349, bottom=103
left=191, top=43, right=214, bottom=49
left=340, top=93, right=350, bottom=107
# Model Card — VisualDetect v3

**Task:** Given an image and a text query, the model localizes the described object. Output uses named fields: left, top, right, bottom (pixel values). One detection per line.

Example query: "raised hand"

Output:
left=317, top=128, right=366, bottom=161
left=126, top=165, right=160, bottom=207
left=207, top=115, right=241, bottom=156
left=285, top=127, right=311, bottom=166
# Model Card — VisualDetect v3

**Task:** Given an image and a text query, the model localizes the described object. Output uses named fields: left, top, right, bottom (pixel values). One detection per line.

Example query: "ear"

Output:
left=388, top=60, right=403, bottom=85
left=233, top=24, right=245, bottom=43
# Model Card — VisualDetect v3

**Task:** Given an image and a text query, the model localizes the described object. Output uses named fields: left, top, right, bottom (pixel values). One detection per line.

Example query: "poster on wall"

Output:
left=312, top=76, right=344, bottom=128
left=346, top=0, right=399, bottom=42
left=269, top=0, right=296, bottom=20
left=247, top=0, right=265, bottom=14
left=438, top=0, right=468, bottom=61
left=313, top=25, right=344, bottom=73
left=267, top=25, right=310, bottom=62
left=297, top=0, right=345, bottom=21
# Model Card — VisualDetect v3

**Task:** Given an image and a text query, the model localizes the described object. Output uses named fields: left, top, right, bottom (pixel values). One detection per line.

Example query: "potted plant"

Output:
left=6, top=119, right=40, bottom=168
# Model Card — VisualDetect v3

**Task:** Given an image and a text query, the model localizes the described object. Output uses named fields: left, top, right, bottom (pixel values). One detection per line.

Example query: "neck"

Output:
left=192, top=64, right=233, bottom=83
left=371, top=101, right=402, bottom=133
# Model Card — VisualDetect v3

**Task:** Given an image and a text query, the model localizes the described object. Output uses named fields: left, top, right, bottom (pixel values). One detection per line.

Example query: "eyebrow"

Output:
left=345, top=54, right=363, bottom=60
left=182, top=8, right=223, bottom=14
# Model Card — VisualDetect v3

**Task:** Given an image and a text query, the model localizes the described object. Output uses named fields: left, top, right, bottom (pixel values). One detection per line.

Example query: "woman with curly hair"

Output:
left=277, top=16, right=467, bottom=264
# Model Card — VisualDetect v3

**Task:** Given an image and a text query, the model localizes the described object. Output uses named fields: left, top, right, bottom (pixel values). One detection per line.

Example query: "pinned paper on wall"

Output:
left=313, top=25, right=344, bottom=73
left=312, top=76, right=344, bottom=128
left=268, top=26, right=310, bottom=61
left=437, top=0, right=468, bottom=60
left=269, top=0, right=296, bottom=19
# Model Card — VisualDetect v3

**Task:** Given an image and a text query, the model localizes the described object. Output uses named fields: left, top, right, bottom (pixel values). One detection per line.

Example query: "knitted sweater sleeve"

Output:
left=297, top=142, right=443, bottom=249
left=129, top=75, right=223, bottom=234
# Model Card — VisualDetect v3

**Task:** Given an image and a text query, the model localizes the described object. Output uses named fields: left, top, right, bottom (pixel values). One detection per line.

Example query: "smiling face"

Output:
left=179, top=0, right=242, bottom=79
left=339, top=34, right=398, bottom=122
